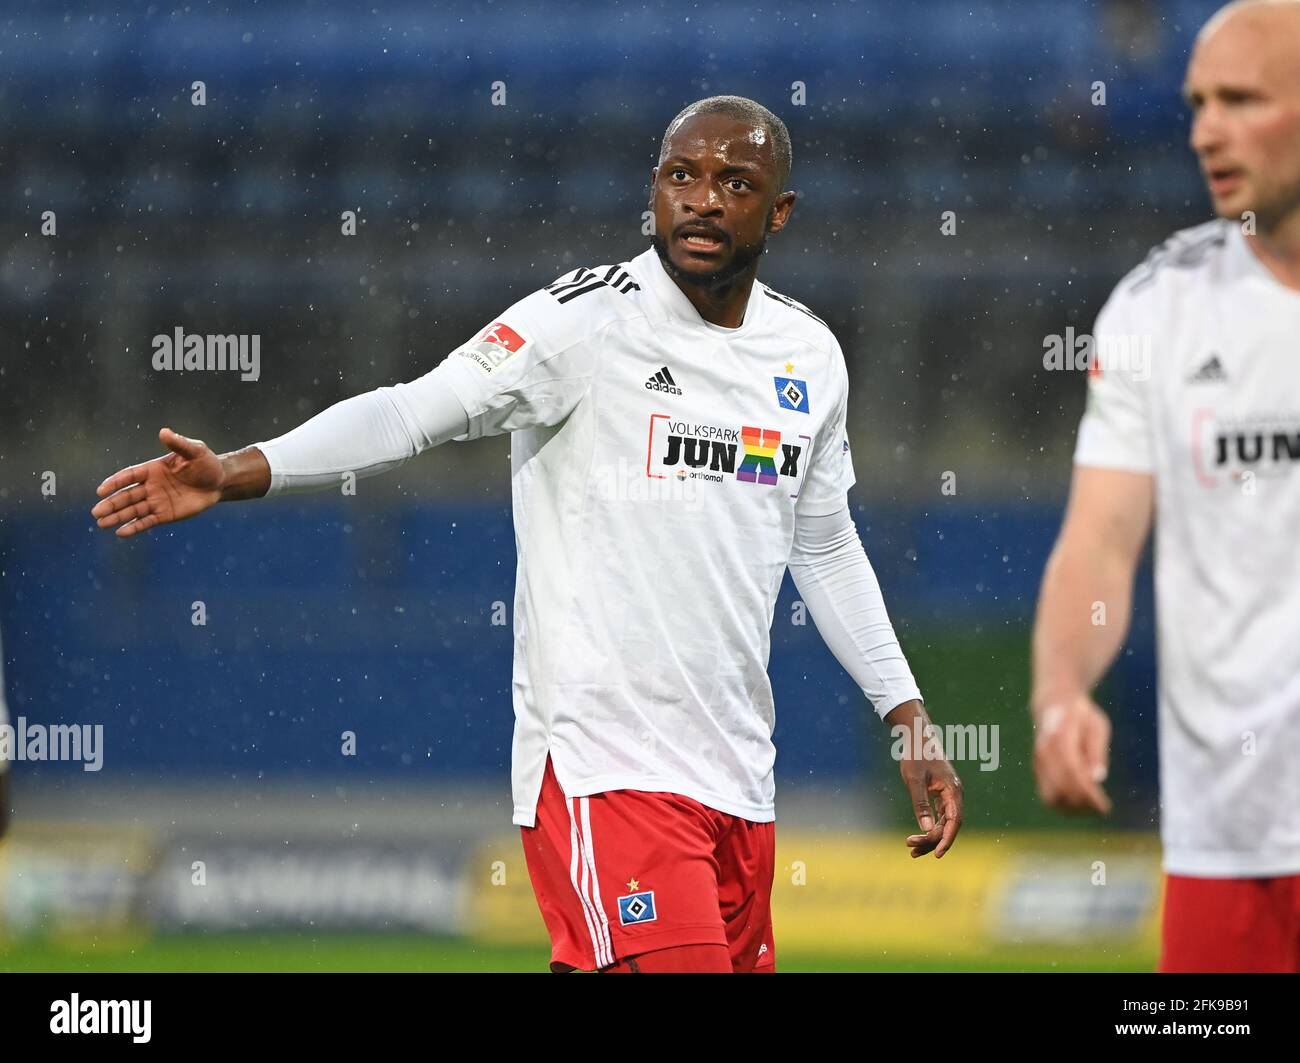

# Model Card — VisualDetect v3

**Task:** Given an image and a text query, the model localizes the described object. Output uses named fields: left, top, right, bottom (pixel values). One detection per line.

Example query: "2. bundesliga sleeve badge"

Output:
left=454, top=320, right=528, bottom=375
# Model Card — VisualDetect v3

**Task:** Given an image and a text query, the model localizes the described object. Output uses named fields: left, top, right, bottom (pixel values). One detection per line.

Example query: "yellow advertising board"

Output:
left=468, top=831, right=1163, bottom=957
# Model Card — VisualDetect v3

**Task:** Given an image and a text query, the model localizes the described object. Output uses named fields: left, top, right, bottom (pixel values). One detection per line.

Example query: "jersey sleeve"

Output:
left=1072, top=285, right=1155, bottom=473
left=794, top=336, right=858, bottom=517
left=428, top=280, right=598, bottom=441
left=788, top=502, right=923, bottom=717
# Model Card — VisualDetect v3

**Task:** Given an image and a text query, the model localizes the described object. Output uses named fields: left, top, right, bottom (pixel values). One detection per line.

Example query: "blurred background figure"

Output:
left=1033, top=0, right=1300, bottom=973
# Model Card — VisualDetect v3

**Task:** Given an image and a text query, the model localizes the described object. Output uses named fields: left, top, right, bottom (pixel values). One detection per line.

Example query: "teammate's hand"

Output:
left=91, top=428, right=226, bottom=538
left=888, top=700, right=964, bottom=859
left=1032, top=693, right=1112, bottom=815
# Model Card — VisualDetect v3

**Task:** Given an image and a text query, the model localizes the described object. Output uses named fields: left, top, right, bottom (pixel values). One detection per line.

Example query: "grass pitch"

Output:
left=0, top=933, right=1155, bottom=973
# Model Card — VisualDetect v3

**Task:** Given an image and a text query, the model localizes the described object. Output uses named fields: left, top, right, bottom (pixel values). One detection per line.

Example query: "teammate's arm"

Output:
left=788, top=502, right=963, bottom=858
left=1030, top=465, right=1154, bottom=814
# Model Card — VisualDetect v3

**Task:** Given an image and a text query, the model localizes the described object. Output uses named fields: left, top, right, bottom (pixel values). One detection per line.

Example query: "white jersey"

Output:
left=431, top=246, right=859, bottom=826
left=1074, top=218, right=1300, bottom=875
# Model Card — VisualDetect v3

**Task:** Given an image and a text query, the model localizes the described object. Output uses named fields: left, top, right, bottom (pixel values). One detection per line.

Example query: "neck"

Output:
left=1243, top=203, right=1300, bottom=291
left=673, top=265, right=758, bottom=328
left=652, top=236, right=762, bottom=327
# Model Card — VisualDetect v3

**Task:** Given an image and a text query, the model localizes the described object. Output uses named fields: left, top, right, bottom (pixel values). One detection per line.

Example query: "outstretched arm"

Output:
left=91, top=376, right=469, bottom=538
left=1030, top=465, right=1153, bottom=814
left=788, top=502, right=963, bottom=858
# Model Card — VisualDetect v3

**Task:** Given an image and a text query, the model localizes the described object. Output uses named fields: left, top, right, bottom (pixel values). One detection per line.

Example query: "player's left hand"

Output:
left=886, top=699, right=964, bottom=859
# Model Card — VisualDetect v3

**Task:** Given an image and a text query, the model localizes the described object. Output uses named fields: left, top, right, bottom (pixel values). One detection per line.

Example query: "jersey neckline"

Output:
left=1229, top=221, right=1300, bottom=305
left=630, top=245, right=765, bottom=338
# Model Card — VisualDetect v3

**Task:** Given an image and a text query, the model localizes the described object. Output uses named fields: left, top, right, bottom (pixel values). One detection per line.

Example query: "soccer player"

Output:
left=91, top=95, right=963, bottom=973
left=1031, top=1, right=1300, bottom=972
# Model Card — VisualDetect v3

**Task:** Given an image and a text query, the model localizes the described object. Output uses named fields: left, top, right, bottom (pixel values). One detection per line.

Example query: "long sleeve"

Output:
left=252, top=370, right=470, bottom=496
left=787, top=500, right=923, bottom=718
left=251, top=255, right=615, bottom=496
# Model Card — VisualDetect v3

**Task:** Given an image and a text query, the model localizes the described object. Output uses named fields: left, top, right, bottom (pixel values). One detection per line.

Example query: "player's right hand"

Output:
left=91, top=428, right=225, bottom=538
left=1032, top=693, right=1112, bottom=815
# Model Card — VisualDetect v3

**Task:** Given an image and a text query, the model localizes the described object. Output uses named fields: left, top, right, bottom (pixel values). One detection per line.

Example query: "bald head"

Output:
left=1198, top=0, right=1300, bottom=44
left=1185, top=0, right=1300, bottom=230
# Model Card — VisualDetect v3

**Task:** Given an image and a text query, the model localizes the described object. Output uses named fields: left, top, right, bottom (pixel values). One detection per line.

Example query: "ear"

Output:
left=767, top=190, right=797, bottom=234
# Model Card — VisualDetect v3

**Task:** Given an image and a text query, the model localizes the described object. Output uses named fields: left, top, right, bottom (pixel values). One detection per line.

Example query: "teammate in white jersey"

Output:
left=91, top=95, right=963, bottom=972
left=1032, top=0, right=1300, bottom=971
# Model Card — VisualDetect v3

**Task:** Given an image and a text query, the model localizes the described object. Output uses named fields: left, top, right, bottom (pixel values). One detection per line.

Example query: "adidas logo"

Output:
left=645, top=366, right=682, bottom=395
left=1189, top=354, right=1227, bottom=383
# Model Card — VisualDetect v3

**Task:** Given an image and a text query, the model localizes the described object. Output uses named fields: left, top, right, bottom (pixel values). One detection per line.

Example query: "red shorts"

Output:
left=1160, top=872, right=1300, bottom=972
left=519, top=753, right=776, bottom=972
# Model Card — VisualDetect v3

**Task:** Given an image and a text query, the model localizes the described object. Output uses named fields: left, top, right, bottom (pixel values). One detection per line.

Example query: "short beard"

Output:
left=651, top=224, right=769, bottom=292
left=1229, top=188, right=1300, bottom=235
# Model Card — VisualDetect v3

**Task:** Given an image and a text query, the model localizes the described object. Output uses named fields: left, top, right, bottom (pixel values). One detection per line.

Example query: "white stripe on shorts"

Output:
left=578, top=797, right=614, bottom=966
left=567, top=796, right=613, bottom=968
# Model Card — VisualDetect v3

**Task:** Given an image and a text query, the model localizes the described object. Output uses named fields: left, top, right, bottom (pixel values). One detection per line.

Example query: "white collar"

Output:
left=1230, top=222, right=1300, bottom=299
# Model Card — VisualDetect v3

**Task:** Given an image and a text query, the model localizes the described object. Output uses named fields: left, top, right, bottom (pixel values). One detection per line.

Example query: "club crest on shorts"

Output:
left=617, top=890, right=657, bottom=925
